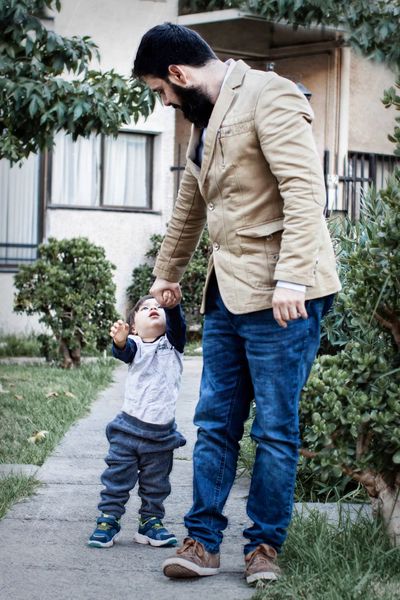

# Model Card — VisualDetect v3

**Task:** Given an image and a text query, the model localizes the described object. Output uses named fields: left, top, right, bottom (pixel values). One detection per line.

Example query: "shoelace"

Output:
left=177, top=537, right=205, bottom=558
left=248, top=544, right=276, bottom=566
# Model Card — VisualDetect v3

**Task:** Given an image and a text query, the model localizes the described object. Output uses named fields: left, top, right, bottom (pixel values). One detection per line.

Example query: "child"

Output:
left=88, top=294, right=186, bottom=548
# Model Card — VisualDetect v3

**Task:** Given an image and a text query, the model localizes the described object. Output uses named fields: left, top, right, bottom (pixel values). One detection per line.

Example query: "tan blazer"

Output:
left=153, top=60, right=341, bottom=314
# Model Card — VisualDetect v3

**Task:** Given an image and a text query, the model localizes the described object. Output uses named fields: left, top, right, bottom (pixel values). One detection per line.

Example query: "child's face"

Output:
left=131, top=297, right=166, bottom=340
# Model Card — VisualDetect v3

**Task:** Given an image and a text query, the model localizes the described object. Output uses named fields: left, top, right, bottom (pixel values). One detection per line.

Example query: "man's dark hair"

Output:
left=133, top=22, right=217, bottom=80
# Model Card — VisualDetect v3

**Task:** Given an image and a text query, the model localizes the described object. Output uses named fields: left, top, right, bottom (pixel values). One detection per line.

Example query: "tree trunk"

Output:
left=71, top=344, right=81, bottom=368
left=350, top=469, right=400, bottom=546
left=369, top=475, right=400, bottom=547
left=59, top=339, right=73, bottom=369
left=58, top=338, right=81, bottom=368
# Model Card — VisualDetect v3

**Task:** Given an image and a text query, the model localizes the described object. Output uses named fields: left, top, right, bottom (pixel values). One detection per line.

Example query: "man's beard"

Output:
left=169, top=82, right=214, bottom=129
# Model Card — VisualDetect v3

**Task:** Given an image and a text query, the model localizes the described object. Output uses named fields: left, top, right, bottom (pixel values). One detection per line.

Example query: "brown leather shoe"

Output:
left=245, top=543, right=281, bottom=584
left=162, top=537, right=220, bottom=578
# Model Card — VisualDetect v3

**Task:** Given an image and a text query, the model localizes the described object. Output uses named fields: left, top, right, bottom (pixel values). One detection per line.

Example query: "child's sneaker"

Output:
left=134, top=516, right=177, bottom=547
left=88, top=514, right=121, bottom=548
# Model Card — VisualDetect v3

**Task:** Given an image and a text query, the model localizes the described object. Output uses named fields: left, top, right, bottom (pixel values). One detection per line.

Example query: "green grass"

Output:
left=252, top=511, right=400, bottom=600
left=0, top=474, right=40, bottom=519
left=0, top=360, right=115, bottom=516
left=0, top=360, right=115, bottom=465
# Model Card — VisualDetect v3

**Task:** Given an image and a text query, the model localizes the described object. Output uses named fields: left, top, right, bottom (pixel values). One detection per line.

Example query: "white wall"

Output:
left=0, top=0, right=179, bottom=335
left=0, top=275, right=45, bottom=334
left=348, top=53, right=396, bottom=154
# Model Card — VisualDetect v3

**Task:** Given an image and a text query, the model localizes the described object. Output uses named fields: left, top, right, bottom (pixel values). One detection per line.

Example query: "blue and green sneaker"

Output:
left=134, top=516, right=177, bottom=547
left=88, top=514, right=121, bottom=548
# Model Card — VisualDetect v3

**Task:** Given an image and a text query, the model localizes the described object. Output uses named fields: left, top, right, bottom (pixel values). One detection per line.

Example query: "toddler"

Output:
left=88, top=295, right=186, bottom=548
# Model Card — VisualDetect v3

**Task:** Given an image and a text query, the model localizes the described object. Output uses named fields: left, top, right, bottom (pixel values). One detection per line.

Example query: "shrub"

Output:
left=14, top=237, right=118, bottom=368
left=300, top=173, right=400, bottom=545
left=0, top=334, right=41, bottom=358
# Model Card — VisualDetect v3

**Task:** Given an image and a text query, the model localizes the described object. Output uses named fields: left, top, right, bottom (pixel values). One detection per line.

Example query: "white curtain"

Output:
left=103, top=133, right=149, bottom=207
left=0, top=154, right=39, bottom=264
left=51, top=132, right=100, bottom=206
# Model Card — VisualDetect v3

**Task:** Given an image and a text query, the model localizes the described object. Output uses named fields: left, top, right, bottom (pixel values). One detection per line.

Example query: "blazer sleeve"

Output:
left=153, top=166, right=207, bottom=282
left=255, top=74, right=326, bottom=287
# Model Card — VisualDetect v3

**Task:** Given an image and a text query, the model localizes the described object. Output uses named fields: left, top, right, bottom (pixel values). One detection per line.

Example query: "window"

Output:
left=0, top=153, right=41, bottom=267
left=50, top=131, right=153, bottom=209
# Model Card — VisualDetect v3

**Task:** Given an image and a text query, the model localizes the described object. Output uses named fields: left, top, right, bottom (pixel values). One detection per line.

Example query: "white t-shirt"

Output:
left=121, top=334, right=183, bottom=425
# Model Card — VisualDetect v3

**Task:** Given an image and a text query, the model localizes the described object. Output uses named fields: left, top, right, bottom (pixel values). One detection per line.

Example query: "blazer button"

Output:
left=208, top=203, right=215, bottom=211
left=213, top=242, right=220, bottom=251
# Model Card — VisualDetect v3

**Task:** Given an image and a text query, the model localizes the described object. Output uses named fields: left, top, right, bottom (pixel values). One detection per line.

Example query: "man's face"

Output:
left=144, top=75, right=214, bottom=129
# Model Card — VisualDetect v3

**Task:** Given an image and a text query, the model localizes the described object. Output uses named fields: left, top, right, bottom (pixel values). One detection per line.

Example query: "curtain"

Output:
left=51, top=132, right=100, bottom=206
left=103, top=133, right=149, bottom=207
left=0, top=154, right=39, bottom=264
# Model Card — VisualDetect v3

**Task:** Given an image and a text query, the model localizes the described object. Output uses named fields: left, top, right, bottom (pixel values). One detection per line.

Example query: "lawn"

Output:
left=253, top=511, right=400, bottom=600
left=0, top=359, right=115, bottom=517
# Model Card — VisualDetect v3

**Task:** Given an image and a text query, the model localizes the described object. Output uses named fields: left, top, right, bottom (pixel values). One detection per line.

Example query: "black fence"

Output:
left=339, top=151, right=400, bottom=219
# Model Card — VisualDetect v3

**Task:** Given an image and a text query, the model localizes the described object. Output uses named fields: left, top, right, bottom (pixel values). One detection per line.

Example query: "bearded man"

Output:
left=133, top=22, right=340, bottom=585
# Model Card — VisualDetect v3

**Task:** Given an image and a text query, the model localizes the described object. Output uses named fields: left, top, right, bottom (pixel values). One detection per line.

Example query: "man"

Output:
left=133, top=23, right=340, bottom=584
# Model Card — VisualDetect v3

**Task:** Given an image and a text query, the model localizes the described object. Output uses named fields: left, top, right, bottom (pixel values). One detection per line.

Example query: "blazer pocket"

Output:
left=219, top=120, right=255, bottom=138
left=236, top=219, right=284, bottom=289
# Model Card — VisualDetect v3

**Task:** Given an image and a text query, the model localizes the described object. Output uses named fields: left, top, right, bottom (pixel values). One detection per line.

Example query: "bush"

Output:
left=300, top=174, right=400, bottom=544
left=14, top=237, right=118, bottom=368
left=0, top=334, right=41, bottom=358
left=127, top=229, right=211, bottom=330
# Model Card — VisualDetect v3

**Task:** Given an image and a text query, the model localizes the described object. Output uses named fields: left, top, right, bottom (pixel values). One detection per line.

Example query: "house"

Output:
left=0, top=0, right=179, bottom=334
left=0, top=1, right=398, bottom=335
left=173, top=8, right=399, bottom=218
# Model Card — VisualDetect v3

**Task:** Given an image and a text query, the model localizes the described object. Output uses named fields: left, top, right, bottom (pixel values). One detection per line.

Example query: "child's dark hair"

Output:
left=126, top=295, right=154, bottom=332
left=133, top=22, right=217, bottom=80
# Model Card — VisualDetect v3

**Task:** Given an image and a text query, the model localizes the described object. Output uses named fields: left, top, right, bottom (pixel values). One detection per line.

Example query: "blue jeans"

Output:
left=184, top=275, right=333, bottom=555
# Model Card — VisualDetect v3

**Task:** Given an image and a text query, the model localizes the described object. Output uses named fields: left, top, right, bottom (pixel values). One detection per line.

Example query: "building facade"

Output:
left=1, top=0, right=179, bottom=333
left=0, top=2, right=398, bottom=335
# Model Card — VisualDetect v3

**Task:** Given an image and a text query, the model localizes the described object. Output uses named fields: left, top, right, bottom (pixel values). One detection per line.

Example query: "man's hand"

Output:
left=150, top=277, right=182, bottom=308
left=272, top=287, right=308, bottom=328
left=110, top=319, right=129, bottom=348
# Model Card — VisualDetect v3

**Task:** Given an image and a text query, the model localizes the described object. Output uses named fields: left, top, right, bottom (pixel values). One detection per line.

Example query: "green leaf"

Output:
left=392, top=450, right=400, bottom=464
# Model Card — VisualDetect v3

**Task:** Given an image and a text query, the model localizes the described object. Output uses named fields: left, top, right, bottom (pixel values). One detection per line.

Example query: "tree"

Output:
left=180, top=0, right=400, bottom=66
left=14, top=237, right=118, bottom=368
left=0, top=0, right=155, bottom=163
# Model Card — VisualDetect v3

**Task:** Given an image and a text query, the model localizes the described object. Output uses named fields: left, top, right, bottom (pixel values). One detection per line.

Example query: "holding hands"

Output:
left=150, top=278, right=182, bottom=308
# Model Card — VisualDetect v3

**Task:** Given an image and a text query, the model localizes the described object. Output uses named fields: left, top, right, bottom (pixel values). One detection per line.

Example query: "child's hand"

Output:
left=162, top=290, right=175, bottom=306
left=109, top=320, right=129, bottom=347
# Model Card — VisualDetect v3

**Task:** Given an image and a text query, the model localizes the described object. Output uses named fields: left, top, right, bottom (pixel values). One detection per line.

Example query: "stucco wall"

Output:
left=348, top=54, right=396, bottom=155
left=0, top=0, right=179, bottom=335
left=0, top=275, right=45, bottom=335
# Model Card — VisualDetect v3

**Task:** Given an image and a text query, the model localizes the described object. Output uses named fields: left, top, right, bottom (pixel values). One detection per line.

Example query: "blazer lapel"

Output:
left=199, top=60, right=251, bottom=188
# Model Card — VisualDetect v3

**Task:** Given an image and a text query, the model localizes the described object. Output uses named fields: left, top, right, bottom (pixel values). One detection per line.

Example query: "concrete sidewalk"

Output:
left=0, top=357, right=254, bottom=600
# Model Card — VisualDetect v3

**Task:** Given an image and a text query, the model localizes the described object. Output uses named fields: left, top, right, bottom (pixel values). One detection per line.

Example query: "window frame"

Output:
left=0, top=154, right=45, bottom=272
left=47, top=130, right=158, bottom=213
